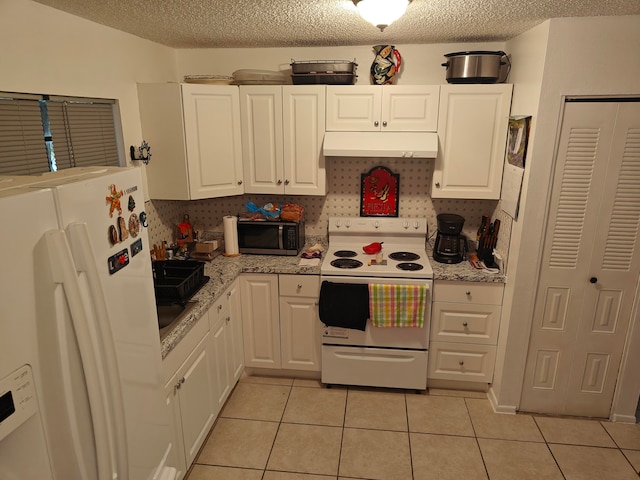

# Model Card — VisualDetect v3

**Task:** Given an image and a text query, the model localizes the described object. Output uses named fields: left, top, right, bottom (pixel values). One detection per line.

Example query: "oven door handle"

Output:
left=278, top=224, right=284, bottom=250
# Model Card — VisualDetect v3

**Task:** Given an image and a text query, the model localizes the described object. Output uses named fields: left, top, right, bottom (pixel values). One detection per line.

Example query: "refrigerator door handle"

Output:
left=39, top=229, right=116, bottom=480
left=66, top=222, right=129, bottom=480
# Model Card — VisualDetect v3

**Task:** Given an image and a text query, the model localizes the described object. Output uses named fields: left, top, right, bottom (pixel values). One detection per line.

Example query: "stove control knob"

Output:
left=403, top=221, right=409, bottom=229
left=374, top=221, right=380, bottom=229
left=345, top=219, right=351, bottom=228
left=413, top=221, right=420, bottom=229
left=335, top=219, right=341, bottom=228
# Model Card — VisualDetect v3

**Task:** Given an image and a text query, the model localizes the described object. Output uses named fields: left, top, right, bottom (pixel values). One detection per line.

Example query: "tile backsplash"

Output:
left=146, top=156, right=511, bottom=262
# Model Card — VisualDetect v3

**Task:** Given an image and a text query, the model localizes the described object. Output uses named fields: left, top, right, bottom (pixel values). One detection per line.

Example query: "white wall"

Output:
left=0, top=0, right=178, bottom=165
left=488, top=20, right=550, bottom=413
left=176, top=42, right=507, bottom=86
left=491, top=15, right=640, bottom=417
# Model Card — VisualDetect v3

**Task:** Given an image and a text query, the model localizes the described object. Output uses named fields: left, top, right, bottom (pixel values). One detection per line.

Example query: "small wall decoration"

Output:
left=506, top=116, right=532, bottom=168
left=360, top=166, right=399, bottom=217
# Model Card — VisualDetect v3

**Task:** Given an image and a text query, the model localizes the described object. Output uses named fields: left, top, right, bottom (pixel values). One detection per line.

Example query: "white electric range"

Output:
left=319, top=216, right=433, bottom=391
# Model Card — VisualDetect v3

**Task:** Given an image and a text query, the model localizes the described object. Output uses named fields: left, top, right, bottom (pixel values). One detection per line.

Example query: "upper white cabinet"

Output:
left=326, top=85, right=440, bottom=132
left=432, top=84, right=513, bottom=200
left=239, top=85, right=327, bottom=195
left=137, top=83, right=244, bottom=200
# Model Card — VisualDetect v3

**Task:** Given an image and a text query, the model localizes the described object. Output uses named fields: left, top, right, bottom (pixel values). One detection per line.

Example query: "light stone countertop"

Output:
left=159, top=237, right=506, bottom=359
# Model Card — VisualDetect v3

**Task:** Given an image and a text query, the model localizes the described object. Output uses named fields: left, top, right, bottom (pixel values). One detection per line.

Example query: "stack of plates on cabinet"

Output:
left=184, top=75, right=234, bottom=84
left=232, top=69, right=289, bottom=85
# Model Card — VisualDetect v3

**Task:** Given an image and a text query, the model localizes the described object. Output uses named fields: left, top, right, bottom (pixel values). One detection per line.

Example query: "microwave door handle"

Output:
left=279, top=225, right=284, bottom=250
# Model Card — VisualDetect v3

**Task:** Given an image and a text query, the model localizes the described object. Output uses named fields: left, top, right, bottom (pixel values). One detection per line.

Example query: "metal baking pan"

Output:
left=291, top=73, right=357, bottom=85
left=290, top=60, right=357, bottom=74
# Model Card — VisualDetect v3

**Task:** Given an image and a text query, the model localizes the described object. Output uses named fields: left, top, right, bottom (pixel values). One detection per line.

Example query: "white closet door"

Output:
left=521, top=101, right=640, bottom=418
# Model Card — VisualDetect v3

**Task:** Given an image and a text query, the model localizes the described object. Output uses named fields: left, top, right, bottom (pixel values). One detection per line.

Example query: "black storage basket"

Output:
left=153, top=260, right=207, bottom=304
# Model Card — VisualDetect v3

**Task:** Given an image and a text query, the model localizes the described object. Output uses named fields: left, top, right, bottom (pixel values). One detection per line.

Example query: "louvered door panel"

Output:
left=521, top=101, right=640, bottom=418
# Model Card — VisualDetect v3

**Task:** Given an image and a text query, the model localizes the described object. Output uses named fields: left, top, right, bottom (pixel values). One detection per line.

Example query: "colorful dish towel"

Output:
left=368, top=284, right=427, bottom=328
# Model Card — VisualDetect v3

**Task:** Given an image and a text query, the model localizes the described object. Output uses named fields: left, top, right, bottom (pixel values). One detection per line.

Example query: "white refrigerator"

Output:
left=0, top=167, right=176, bottom=480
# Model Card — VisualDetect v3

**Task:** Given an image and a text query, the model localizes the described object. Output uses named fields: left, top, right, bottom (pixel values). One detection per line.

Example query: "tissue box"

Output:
left=194, top=240, right=218, bottom=253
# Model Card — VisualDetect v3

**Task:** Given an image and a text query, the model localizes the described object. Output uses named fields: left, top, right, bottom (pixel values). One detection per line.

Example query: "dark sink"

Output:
left=157, top=301, right=198, bottom=339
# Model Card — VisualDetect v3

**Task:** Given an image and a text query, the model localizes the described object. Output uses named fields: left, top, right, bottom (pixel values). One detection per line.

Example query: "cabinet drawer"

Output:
left=428, top=342, right=496, bottom=383
left=279, top=274, right=320, bottom=297
left=433, top=281, right=503, bottom=305
left=209, top=290, right=230, bottom=325
left=431, top=302, right=501, bottom=344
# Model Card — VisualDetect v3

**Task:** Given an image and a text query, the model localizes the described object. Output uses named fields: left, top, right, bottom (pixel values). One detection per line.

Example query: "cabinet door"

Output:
left=176, top=332, right=215, bottom=467
left=240, top=86, right=284, bottom=194
left=326, top=86, right=382, bottom=131
left=279, top=295, right=322, bottom=371
left=240, top=274, right=281, bottom=368
left=382, top=85, right=440, bottom=131
left=181, top=84, right=244, bottom=199
left=209, top=314, right=231, bottom=414
left=164, top=375, right=187, bottom=480
left=432, top=84, right=512, bottom=199
left=282, top=86, right=327, bottom=195
left=227, top=279, right=245, bottom=382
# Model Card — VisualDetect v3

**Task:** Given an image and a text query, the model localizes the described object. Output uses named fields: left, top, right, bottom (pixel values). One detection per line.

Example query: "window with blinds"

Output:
left=0, top=92, right=121, bottom=175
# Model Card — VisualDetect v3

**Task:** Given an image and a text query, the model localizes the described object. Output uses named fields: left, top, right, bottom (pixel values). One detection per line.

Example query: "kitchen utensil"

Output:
left=441, top=51, right=511, bottom=84
left=290, top=59, right=357, bottom=74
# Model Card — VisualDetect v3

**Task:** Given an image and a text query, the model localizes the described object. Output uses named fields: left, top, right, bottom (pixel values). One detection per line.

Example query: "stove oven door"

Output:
left=319, top=275, right=432, bottom=390
left=320, top=275, right=432, bottom=350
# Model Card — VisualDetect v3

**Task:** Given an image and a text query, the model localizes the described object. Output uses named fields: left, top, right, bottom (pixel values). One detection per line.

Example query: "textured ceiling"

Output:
left=34, top=0, right=640, bottom=48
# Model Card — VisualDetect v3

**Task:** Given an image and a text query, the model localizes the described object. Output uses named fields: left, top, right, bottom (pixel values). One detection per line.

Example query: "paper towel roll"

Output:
left=223, top=215, right=239, bottom=255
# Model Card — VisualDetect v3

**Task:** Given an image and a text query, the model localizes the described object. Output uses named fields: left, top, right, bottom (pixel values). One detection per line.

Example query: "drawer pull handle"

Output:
left=465, top=290, right=471, bottom=295
left=459, top=361, right=465, bottom=366
left=462, top=322, right=468, bottom=327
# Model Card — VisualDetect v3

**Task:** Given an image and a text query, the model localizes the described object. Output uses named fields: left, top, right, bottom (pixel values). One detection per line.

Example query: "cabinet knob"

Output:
left=590, top=277, right=598, bottom=284
left=465, top=290, right=471, bottom=296
left=459, top=361, right=465, bottom=366
left=284, top=179, right=290, bottom=185
left=277, top=179, right=283, bottom=185
left=226, top=316, right=231, bottom=322
left=237, top=180, right=243, bottom=185
left=462, top=322, right=468, bottom=327
left=374, top=120, right=379, bottom=127
left=175, top=377, right=185, bottom=390
left=297, top=284, right=303, bottom=289
left=435, top=182, right=441, bottom=188
left=218, top=304, right=223, bottom=311
left=382, top=121, right=387, bottom=127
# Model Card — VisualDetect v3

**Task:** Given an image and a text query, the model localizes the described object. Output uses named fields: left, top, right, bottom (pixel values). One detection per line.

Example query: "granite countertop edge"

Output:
left=160, top=237, right=506, bottom=359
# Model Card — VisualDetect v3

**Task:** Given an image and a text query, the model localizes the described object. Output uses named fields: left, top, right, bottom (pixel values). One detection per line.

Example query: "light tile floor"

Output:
left=187, top=375, right=640, bottom=480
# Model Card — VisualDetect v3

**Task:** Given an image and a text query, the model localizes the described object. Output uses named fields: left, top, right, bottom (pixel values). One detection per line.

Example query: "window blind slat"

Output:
left=0, top=98, right=49, bottom=175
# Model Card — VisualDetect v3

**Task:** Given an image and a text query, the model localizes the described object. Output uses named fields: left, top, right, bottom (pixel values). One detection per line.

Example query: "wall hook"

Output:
left=130, top=140, right=152, bottom=165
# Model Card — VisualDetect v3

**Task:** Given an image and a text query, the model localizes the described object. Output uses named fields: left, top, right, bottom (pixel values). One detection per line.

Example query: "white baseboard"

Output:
left=487, top=386, right=517, bottom=415
left=611, top=413, right=637, bottom=424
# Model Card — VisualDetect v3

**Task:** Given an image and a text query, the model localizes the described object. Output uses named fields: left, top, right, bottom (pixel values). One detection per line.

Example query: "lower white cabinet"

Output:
left=162, top=280, right=244, bottom=479
left=428, top=281, right=504, bottom=385
left=209, top=278, right=244, bottom=413
left=241, top=273, right=322, bottom=372
left=279, top=275, right=322, bottom=371
left=163, top=319, right=215, bottom=480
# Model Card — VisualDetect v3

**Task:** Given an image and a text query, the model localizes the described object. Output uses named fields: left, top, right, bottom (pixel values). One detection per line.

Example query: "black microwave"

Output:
left=237, top=219, right=305, bottom=256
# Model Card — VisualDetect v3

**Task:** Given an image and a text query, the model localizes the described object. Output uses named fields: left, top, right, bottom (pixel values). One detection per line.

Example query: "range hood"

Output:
left=323, top=131, right=438, bottom=158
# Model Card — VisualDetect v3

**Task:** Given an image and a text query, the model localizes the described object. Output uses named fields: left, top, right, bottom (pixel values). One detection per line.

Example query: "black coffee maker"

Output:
left=433, top=213, right=468, bottom=264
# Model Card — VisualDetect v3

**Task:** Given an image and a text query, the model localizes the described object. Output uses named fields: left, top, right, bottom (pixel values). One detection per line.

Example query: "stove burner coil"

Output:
left=389, top=251, right=421, bottom=261
left=396, top=262, right=424, bottom=271
left=333, top=250, right=358, bottom=258
left=330, top=258, right=363, bottom=269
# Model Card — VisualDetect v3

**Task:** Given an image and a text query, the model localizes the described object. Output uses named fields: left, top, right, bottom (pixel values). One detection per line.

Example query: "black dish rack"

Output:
left=152, top=260, right=209, bottom=305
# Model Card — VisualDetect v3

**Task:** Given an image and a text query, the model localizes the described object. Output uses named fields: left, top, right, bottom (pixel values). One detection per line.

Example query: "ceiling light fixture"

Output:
left=352, top=0, right=412, bottom=32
